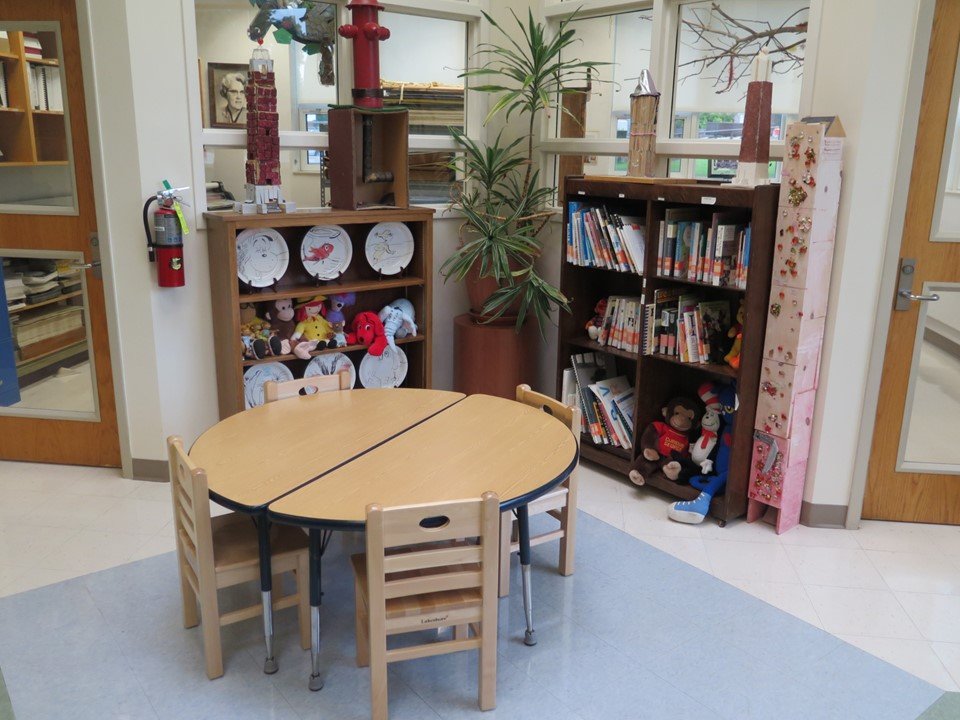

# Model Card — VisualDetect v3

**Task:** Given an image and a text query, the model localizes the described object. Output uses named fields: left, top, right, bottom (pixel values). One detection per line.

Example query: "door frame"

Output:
left=846, top=0, right=937, bottom=529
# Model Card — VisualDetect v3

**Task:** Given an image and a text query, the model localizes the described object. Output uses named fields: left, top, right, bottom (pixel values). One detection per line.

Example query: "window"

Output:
left=191, top=0, right=479, bottom=210
left=672, top=0, right=808, bottom=143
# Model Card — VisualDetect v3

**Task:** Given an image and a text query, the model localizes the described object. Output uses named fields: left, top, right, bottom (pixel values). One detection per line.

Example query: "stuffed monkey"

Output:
left=261, top=298, right=296, bottom=356
left=628, top=396, right=702, bottom=486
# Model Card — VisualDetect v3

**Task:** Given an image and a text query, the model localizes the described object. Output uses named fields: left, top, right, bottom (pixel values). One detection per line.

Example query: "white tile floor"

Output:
left=1, top=457, right=959, bottom=694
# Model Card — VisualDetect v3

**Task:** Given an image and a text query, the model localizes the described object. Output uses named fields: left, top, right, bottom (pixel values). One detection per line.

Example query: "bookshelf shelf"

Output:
left=0, top=51, right=18, bottom=60
left=238, top=276, right=425, bottom=304
left=559, top=176, right=778, bottom=525
left=32, top=110, right=63, bottom=116
left=0, top=107, right=26, bottom=114
left=645, top=352, right=737, bottom=379
left=25, top=58, right=58, bottom=66
left=8, top=290, right=82, bottom=314
left=241, top=334, right=425, bottom=367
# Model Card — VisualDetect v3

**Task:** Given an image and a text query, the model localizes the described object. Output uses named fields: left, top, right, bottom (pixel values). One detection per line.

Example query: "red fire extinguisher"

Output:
left=142, top=184, right=189, bottom=287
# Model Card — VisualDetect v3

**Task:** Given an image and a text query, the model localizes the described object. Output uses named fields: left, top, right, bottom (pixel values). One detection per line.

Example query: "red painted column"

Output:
left=338, top=0, right=391, bottom=109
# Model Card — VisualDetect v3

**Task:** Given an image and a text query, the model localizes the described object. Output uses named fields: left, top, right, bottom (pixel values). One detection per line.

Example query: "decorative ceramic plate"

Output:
left=300, top=225, right=353, bottom=280
left=243, top=362, right=294, bottom=409
left=304, top=352, right=357, bottom=389
left=364, top=222, right=414, bottom=275
left=236, top=228, right=289, bottom=287
left=359, top=346, right=408, bottom=388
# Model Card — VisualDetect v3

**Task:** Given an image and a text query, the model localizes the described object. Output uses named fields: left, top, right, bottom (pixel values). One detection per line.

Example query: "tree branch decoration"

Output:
left=677, top=2, right=808, bottom=95
left=246, top=0, right=337, bottom=86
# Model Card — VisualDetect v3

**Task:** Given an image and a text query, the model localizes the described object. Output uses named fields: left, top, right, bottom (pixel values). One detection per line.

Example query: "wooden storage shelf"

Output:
left=0, top=31, right=68, bottom=167
left=8, top=290, right=83, bottom=314
left=559, top=176, right=778, bottom=524
left=239, top=276, right=425, bottom=304
left=241, top=334, right=425, bottom=367
left=206, top=207, right=435, bottom=418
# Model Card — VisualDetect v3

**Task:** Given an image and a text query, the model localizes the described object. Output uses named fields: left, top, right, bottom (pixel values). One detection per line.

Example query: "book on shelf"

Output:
left=594, top=295, right=644, bottom=353
left=588, top=375, right=635, bottom=450
left=566, top=201, right=645, bottom=274
left=0, top=64, right=7, bottom=108
left=646, top=291, right=733, bottom=366
left=570, top=352, right=620, bottom=445
left=22, top=33, right=42, bottom=58
left=656, top=209, right=752, bottom=288
left=28, top=65, right=62, bottom=111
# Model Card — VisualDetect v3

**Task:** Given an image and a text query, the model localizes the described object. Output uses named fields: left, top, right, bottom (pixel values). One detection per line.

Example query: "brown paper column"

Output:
left=627, top=69, right=660, bottom=178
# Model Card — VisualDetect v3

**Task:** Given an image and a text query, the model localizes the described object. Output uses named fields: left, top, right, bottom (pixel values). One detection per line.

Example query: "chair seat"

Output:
left=351, top=554, right=482, bottom=620
left=212, top=513, right=309, bottom=572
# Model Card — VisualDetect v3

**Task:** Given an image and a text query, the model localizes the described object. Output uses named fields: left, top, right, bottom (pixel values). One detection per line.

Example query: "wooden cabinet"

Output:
left=0, top=31, right=68, bottom=167
left=204, top=208, right=434, bottom=419
left=558, top=177, right=778, bottom=524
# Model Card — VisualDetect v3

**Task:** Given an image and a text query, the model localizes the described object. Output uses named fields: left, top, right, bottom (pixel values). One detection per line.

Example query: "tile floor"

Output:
left=0, top=455, right=958, bottom=709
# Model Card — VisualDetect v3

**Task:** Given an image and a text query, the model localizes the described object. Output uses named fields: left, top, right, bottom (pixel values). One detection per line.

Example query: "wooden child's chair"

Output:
left=499, top=384, right=581, bottom=597
left=262, top=368, right=351, bottom=403
left=351, top=493, right=500, bottom=720
left=167, top=436, right=311, bottom=679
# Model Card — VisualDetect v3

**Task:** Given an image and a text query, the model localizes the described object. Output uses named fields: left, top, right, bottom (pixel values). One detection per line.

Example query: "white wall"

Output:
left=84, top=0, right=467, bottom=467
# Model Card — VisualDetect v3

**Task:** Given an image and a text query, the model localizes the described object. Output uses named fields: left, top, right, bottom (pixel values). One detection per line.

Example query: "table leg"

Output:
left=517, top=505, right=536, bottom=646
left=256, top=515, right=279, bottom=674
left=308, top=528, right=324, bottom=691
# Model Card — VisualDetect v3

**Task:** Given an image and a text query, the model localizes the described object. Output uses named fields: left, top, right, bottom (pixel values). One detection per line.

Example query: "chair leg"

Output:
left=558, top=496, right=576, bottom=577
left=454, top=624, right=469, bottom=640
left=369, top=633, right=388, bottom=720
left=498, top=512, right=513, bottom=598
left=478, top=619, right=497, bottom=711
left=198, top=584, right=223, bottom=680
left=297, top=552, right=311, bottom=651
left=354, top=577, right=370, bottom=668
left=178, top=556, right=199, bottom=629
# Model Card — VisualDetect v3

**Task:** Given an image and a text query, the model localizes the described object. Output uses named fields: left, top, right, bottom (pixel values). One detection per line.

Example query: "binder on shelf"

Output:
left=0, top=65, right=7, bottom=108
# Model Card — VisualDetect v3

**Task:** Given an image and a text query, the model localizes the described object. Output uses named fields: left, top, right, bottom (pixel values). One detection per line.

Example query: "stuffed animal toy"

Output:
left=628, top=395, right=702, bottom=486
left=378, top=298, right=417, bottom=348
left=724, top=300, right=744, bottom=369
left=677, top=383, right=724, bottom=482
left=239, top=304, right=282, bottom=359
left=585, top=298, right=608, bottom=341
left=328, top=319, right=348, bottom=348
left=291, top=295, right=333, bottom=359
left=326, top=292, right=356, bottom=325
left=347, top=311, right=388, bottom=356
left=668, top=382, right=737, bottom=524
left=261, top=298, right=295, bottom=355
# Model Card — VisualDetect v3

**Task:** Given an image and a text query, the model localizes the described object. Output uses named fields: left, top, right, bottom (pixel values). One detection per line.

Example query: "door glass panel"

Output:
left=0, top=250, right=98, bottom=419
left=0, top=23, right=78, bottom=214
left=900, top=283, right=960, bottom=472
left=933, top=53, right=960, bottom=241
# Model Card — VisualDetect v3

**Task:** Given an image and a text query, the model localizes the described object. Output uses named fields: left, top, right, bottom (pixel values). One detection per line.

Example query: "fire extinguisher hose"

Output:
left=142, top=196, right=157, bottom=262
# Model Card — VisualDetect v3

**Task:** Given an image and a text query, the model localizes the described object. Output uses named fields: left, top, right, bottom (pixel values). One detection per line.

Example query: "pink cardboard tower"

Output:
left=731, top=50, right=773, bottom=187
left=236, top=45, right=295, bottom=214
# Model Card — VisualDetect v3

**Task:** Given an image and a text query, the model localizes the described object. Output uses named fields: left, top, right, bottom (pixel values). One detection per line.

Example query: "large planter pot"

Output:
left=453, top=313, right=538, bottom=399
left=465, top=263, right=522, bottom=325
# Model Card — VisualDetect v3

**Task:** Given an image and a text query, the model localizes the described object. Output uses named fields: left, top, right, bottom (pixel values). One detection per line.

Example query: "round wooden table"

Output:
left=190, top=388, right=579, bottom=689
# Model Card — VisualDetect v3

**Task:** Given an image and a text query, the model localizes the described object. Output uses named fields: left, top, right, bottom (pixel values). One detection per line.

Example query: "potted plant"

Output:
left=441, top=10, right=605, bottom=331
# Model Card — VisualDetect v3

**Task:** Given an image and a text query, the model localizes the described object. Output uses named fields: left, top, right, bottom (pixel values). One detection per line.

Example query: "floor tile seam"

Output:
left=12, top=526, right=85, bottom=565
left=387, top=670, right=451, bottom=720
left=875, top=557, right=940, bottom=641
left=644, top=659, right=741, bottom=720
left=931, top=644, right=960, bottom=688
left=634, top=533, right=717, bottom=575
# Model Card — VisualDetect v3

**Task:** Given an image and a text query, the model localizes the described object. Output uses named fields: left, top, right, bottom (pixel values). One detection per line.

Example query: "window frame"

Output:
left=182, top=0, right=489, bottom=219
left=539, top=0, right=823, bottom=184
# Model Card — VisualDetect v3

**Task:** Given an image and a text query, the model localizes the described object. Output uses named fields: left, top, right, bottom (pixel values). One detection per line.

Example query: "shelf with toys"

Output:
left=558, top=177, right=778, bottom=524
left=204, top=207, right=434, bottom=418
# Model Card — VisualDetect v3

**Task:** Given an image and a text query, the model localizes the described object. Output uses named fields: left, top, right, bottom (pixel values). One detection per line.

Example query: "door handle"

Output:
left=72, top=261, right=101, bottom=270
left=897, top=289, right=940, bottom=302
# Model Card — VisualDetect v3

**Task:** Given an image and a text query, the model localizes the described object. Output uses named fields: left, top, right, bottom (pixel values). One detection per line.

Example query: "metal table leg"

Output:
left=308, top=528, right=331, bottom=691
left=256, top=514, right=278, bottom=674
left=516, top=504, right=536, bottom=646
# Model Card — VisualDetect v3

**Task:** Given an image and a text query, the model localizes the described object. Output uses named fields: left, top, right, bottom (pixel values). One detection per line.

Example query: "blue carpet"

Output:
left=0, top=512, right=945, bottom=719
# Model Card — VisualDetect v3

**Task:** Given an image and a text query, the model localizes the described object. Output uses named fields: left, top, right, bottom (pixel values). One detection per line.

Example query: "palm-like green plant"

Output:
left=441, top=9, right=606, bottom=330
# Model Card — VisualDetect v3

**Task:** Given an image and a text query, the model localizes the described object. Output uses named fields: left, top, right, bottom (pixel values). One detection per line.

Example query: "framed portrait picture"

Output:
left=708, top=158, right=738, bottom=179
left=207, top=62, right=248, bottom=129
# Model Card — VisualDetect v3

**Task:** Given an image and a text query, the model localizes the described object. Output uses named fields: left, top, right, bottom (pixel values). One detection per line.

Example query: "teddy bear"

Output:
left=628, top=395, right=702, bottom=487
left=325, top=292, right=356, bottom=325
left=239, top=303, right=282, bottom=360
left=291, top=295, right=334, bottom=359
left=347, top=311, right=388, bottom=356
left=261, top=298, right=295, bottom=356
left=585, top=298, right=608, bottom=341
left=378, top=298, right=417, bottom=349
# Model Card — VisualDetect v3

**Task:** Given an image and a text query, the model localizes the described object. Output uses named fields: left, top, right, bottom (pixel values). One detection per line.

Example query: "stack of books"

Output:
left=28, top=65, right=63, bottom=111
left=21, top=33, right=42, bottom=59
left=594, top=295, right=644, bottom=354
left=22, top=266, right=61, bottom=305
left=563, top=353, right=636, bottom=448
left=56, top=260, right=82, bottom=294
left=566, top=202, right=645, bottom=274
left=656, top=209, right=752, bottom=288
left=13, top=305, right=84, bottom=361
left=4, top=275, right=25, bottom=312
left=644, top=289, right=734, bottom=365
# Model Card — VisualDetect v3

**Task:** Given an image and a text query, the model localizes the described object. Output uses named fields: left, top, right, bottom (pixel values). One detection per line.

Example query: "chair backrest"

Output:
left=263, top=368, right=351, bottom=403
left=365, top=493, right=500, bottom=609
left=515, top=383, right=581, bottom=446
left=167, top=436, right=217, bottom=592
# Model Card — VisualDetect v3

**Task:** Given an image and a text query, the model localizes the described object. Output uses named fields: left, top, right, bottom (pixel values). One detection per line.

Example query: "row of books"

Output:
left=3, top=259, right=81, bottom=313
left=29, top=65, right=63, bottom=112
left=22, top=32, right=43, bottom=59
left=563, top=353, right=636, bottom=448
left=0, top=65, right=7, bottom=109
left=566, top=202, right=645, bottom=274
left=593, top=295, right=644, bottom=354
left=657, top=209, right=752, bottom=288
left=646, top=288, right=735, bottom=365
